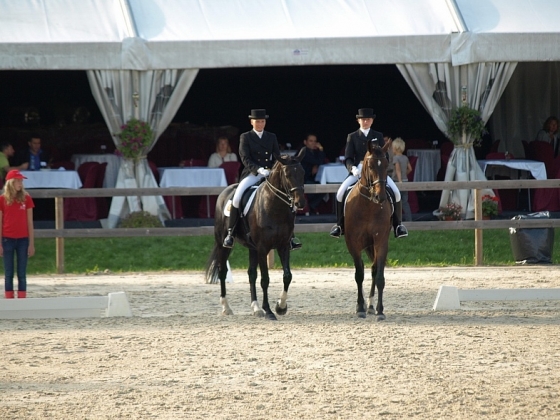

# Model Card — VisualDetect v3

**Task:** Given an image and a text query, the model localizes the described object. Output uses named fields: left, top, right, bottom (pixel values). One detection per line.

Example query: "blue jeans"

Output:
left=3, top=237, right=29, bottom=292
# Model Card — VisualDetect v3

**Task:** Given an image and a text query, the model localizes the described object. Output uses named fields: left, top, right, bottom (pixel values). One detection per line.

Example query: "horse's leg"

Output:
left=352, top=253, right=366, bottom=318
left=373, top=243, right=388, bottom=321
left=257, top=251, right=277, bottom=321
left=367, top=262, right=377, bottom=316
left=248, top=249, right=265, bottom=317
left=216, top=246, right=234, bottom=315
left=275, top=245, right=292, bottom=316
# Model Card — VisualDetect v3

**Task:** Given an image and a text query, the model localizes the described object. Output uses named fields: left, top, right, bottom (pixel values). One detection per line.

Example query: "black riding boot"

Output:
left=223, top=205, right=239, bottom=248
left=393, top=201, right=408, bottom=238
left=329, top=200, right=345, bottom=238
left=290, top=235, right=302, bottom=251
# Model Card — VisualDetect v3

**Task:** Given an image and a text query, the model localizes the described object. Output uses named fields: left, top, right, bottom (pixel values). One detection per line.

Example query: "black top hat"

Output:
left=356, top=108, right=376, bottom=119
left=248, top=109, right=269, bottom=119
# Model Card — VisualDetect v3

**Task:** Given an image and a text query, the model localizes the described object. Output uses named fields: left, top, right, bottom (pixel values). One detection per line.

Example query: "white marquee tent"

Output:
left=1, top=0, right=559, bottom=223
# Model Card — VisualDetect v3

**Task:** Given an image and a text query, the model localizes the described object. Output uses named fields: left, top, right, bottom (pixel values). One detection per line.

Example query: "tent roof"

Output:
left=3, top=0, right=560, bottom=70
left=452, top=0, right=560, bottom=64
left=0, top=0, right=458, bottom=70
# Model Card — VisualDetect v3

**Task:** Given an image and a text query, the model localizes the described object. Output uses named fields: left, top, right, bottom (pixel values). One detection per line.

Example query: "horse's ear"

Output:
left=274, top=153, right=288, bottom=165
left=382, top=139, right=392, bottom=153
left=295, top=147, right=306, bottom=162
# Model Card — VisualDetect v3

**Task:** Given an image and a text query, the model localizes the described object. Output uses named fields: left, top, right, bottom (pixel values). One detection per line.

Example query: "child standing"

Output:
left=0, top=170, right=35, bottom=299
left=391, top=138, right=412, bottom=222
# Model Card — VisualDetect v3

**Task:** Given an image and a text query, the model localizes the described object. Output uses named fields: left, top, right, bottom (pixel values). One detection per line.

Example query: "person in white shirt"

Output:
left=208, top=136, right=238, bottom=168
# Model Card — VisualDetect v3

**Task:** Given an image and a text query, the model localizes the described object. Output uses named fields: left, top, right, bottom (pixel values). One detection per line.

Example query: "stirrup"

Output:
left=395, top=224, right=408, bottom=238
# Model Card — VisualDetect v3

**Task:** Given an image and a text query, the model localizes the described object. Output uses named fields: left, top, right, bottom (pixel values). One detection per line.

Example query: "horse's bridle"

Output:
left=265, top=163, right=304, bottom=209
left=358, top=154, right=387, bottom=204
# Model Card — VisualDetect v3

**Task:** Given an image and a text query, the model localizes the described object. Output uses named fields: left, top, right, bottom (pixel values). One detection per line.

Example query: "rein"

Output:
left=265, top=164, right=304, bottom=209
left=358, top=155, right=387, bottom=204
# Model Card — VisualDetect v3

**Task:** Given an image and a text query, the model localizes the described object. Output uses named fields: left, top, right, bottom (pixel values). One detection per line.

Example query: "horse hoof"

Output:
left=357, top=312, right=366, bottom=319
left=253, top=310, right=265, bottom=318
left=275, top=303, right=288, bottom=316
left=222, top=309, right=234, bottom=316
left=376, top=314, right=386, bottom=321
left=265, top=313, right=278, bottom=321
left=367, top=306, right=376, bottom=315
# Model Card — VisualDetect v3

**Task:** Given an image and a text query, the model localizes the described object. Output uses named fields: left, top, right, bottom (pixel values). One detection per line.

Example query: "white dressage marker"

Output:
left=433, top=285, right=560, bottom=311
left=0, top=292, right=132, bottom=319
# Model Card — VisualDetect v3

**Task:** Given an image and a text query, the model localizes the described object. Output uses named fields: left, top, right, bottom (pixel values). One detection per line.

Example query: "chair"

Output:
left=149, top=160, right=183, bottom=219
left=407, top=156, right=419, bottom=214
left=528, top=141, right=560, bottom=179
left=64, top=162, right=103, bottom=221
left=220, top=161, right=241, bottom=185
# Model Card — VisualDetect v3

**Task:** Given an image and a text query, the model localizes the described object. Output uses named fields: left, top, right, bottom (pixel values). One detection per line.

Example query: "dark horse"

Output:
left=344, top=140, right=392, bottom=320
left=205, top=148, right=306, bottom=320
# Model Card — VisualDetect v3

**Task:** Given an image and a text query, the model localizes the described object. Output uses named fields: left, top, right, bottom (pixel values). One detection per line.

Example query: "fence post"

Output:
left=474, top=188, right=483, bottom=266
left=55, top=196, right=65, bottom=274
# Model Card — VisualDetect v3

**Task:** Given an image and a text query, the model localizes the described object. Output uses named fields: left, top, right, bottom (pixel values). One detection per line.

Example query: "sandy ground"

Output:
left=1, top=266, right=560, bottom=420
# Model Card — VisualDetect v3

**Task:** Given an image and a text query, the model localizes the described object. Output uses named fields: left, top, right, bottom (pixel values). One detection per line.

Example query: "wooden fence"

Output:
left=29, top=179, right=560, bottom=273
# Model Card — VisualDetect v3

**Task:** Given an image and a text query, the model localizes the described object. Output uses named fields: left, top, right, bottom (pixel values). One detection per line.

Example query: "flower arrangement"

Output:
left=481, top=194, right=499, bottom=217
left=447, top=106, right=488, bottom=146
left=115, top=118, right=153, bottom=161
left=439, top=202, right=462, bottom=220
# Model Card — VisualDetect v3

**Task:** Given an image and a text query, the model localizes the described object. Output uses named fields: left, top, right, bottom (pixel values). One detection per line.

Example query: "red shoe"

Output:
left=17, top=291, right=26, bottom=299
left=4, top=291, right=14, bottom=299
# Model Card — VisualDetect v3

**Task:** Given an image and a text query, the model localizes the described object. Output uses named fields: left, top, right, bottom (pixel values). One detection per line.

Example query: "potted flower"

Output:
left=115, top=118, right=153, bottom=162
left=447, top=106, right=488, bottom=146
left=439, top=202, right=462, bottom=221
left=481, top=194, right=499, bottom=219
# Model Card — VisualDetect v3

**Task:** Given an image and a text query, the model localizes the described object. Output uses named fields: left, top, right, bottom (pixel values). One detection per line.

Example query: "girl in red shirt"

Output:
left=0, top=170, right=35, bottom=299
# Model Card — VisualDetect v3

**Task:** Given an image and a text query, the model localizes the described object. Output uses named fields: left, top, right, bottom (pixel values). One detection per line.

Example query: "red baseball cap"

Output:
left=6, top=170, right=27, bottom=181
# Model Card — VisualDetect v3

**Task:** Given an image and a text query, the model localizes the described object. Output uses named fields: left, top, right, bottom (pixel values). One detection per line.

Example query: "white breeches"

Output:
left=336, top=174, right=401, bottom=202
left=232, top=173, right=264, bottom=207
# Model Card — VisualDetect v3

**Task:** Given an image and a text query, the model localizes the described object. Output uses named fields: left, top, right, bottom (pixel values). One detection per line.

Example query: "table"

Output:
left=71, top=153, right=122, bottom=188
left=158, top=167, right=227, bottom=217
left=21, top=169, right=82, bottom=189
left=477, top=159, right=547, bottom=181
left=478, top=159, right=546, bottom=212
left=407, top=149, right=441, bottom=182
left=315, top=163, right=348, bottom=184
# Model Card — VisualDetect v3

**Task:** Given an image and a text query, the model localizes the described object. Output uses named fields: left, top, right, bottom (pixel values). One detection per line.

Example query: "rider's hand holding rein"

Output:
left=351, top=164, right=362, bottom=177
left=257, top=167, right=270, bottom=177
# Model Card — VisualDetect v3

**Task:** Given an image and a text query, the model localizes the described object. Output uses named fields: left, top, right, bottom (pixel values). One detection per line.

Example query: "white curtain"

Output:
left=87, top=69, right=199, bottom=228
left=398, top=62, right=517, bottom=219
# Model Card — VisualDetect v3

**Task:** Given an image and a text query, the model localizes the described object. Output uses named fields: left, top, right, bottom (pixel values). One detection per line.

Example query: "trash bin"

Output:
left=509, top=211, right=554, bottom=264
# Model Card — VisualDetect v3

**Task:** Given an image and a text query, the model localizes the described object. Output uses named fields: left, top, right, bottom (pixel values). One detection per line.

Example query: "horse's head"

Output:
left=268, top=147, right=307, bottom=210
left=360, top=140, right=391, bottom=204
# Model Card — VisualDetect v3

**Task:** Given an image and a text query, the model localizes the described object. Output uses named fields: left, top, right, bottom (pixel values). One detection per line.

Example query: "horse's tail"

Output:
left=205, top=243, right=220, bottom=284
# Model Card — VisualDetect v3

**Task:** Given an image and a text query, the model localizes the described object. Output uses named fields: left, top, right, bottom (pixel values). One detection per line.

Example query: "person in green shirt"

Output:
left=0, top=141, right=28, bottom=181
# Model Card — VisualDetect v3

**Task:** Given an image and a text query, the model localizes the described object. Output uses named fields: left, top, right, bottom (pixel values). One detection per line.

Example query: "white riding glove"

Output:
left=351, top=165, right=361, bottom=177
left=257, top=167, right=270, bottom=177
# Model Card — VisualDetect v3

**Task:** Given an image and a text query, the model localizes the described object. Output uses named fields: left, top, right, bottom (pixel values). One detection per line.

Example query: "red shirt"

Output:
left=0, top=194, right=34, bottom=238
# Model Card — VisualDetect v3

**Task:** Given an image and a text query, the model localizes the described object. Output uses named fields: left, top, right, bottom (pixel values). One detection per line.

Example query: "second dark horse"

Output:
left=206, top=149, right=306, bottom=320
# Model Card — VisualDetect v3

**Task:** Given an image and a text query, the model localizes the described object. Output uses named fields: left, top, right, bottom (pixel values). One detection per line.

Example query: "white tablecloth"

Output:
left=71, top=153, right=122, bottom=188
left=478, top=159, right=547, bottom=180
left=21, top=170, right=82, bottom=189
left=158, top=167, right=227, bottom=188
left=407, top=149, right=441, bottom=182
left=315, top=163, right=348, bottom=184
